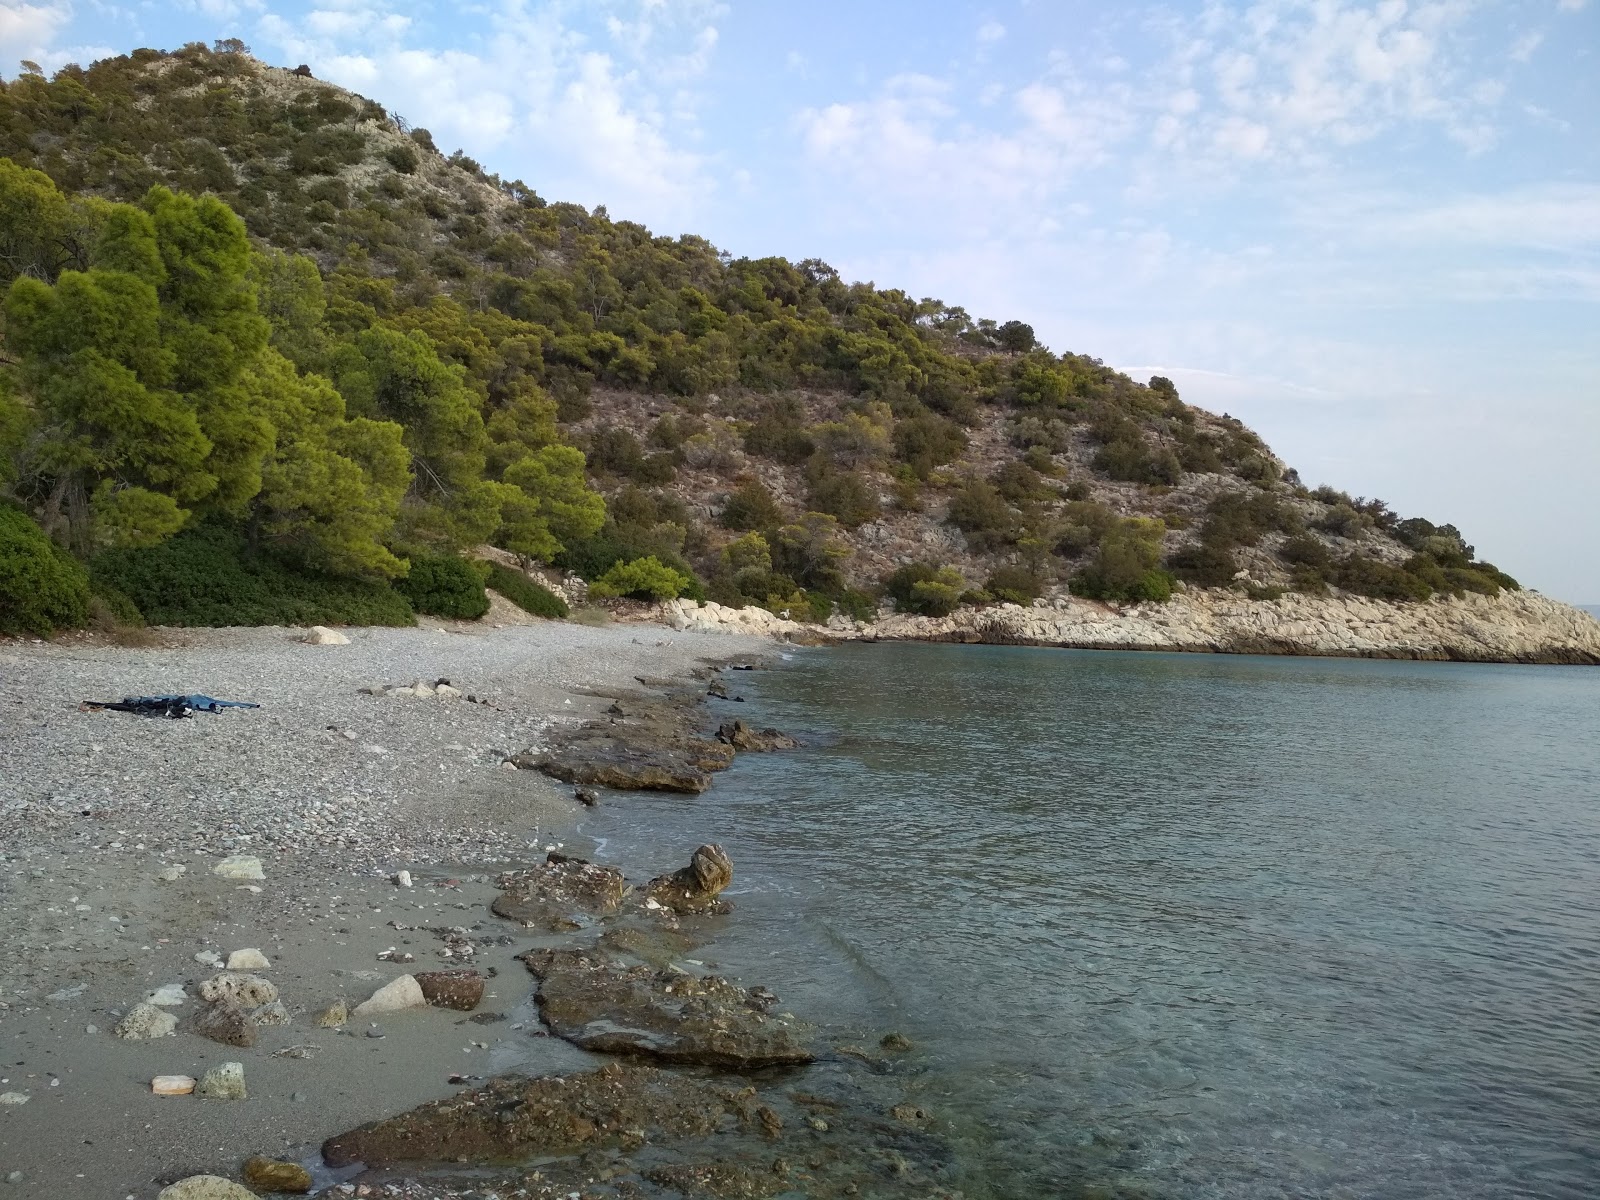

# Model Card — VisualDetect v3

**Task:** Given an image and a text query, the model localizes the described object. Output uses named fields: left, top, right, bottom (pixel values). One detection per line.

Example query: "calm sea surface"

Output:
left=575, top=645, right=1600, bottom=1199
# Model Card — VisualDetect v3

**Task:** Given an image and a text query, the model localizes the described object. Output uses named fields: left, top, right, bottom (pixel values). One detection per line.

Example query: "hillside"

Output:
left=0, top=42, right=1530, bottom=633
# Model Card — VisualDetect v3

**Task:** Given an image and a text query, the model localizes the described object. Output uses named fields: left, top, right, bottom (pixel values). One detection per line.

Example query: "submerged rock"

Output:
left=414, top=969, right=484, bottom=1011
left=322, top=1062, right=739, bottom=1168
left=491, top=853, right=627, bottom=931
left=716, top=720, right=800, bottom=752
left=521, top=946, right=814, bottom=1070
left=642, top=843, right=735, bottom=914
left=241, top=1157, right=312, bottom=1193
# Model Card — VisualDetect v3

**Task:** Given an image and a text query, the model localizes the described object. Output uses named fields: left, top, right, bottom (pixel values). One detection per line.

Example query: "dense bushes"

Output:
left=0, top=505, right=90, bottom=635
left=587, top=556, right=691, bottom=600
left=884, top=562, right=965, bottom=617
left=394, top=550, right=490, bottom=619
left=92, top=524, right=415, bottom=627
left=483, top=562, right=568, bottom=618
left=1070, top=518, right=1175, bottom=603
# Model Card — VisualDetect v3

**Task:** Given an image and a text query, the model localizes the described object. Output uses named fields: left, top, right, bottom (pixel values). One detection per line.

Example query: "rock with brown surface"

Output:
left=490, top=853, right=627, bottom=931
left=322, top=1063, right=738, bottom=1168
left=526, top=741, right=715, bottom=793
left=242, top=1157, right=312, bottom=1193
left=642, top=843, right=735, bottom=914
left=716, top=720, right=800, bottom=752
left=193, top=1002, right=257, bottom=1048
left=521, top=946, right=814, bottom=1070
left=415, top=969, right=484, bottom=1011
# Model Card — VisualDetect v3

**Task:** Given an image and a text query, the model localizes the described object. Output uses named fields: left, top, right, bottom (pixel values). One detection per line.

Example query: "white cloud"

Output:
left=1556, top=0, right=1588, bottom=11
left=1310, top=184, right=1600, bottom=253
left=977, top=21, right=1006, bottom=44
left=252, top=0, right=719, bottom=226
left=0, top=1, right=70, bottom=71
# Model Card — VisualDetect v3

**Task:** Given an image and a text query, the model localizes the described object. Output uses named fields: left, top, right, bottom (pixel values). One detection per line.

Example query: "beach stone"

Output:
left=491, top=853, right=626, bottom=932
left=198, top=972, right=278, bottom=1007
left=312, top=999, right=349, bottom=1028
left=303, top=625, right=350, bottom=645
left=157, top=865, right=187, bottom=882
left=0, top=1093, right=28, bottom=1106
left=113, top=1002, right=177, bottom=1040
left=881, top=1032, right=914, bottom=1052
left=352, top=974, right=425, bottom=1018
left=212, top=855, right=265, bottom=881
left=195, top=1061, right=246, bottom=1101
left=156, top=1176, right=257, bottom=1200
left=194, top=950, right=222, bottom=968
left=641, top=844, right=734, bottom=914
left=146, top=983, right=187, bottom=1006
left=521, top=946, right=813, bottom=1070
left=226, top=948, right=270, bottom=970
left=242, top=1157, right=312, bottom=1193
left=252, top=1000, right=291, bottom=1027
left=415, top=969, right=484, bottom=1011
left=151, top=1075, right=195, bottom=1096
left=193, top=1002, right=257, bottom=1048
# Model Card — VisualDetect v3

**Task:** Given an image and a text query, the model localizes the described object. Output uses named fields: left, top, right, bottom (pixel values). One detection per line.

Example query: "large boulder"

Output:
left=521, top=946, right=812, bottom=1070
left=491, top=853, right=627, bottom=931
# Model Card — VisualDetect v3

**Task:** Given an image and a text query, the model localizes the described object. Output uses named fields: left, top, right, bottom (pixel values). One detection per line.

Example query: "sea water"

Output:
left=575, top=644, right=1600, bottom=1198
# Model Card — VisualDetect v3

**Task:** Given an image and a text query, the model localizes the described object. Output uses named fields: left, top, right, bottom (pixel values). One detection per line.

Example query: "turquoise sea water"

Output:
left=577, top=646, right=1600, bottom=1198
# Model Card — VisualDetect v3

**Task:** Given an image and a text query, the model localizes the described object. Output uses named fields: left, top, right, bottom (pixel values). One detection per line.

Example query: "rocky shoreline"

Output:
left=662, top=586, right=1600, bottom=665
left=0, top=622, right=962, bottom=1199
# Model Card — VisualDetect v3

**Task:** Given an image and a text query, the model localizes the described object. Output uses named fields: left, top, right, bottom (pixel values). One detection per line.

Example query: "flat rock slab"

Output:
left=526, top=741, right=716, bottom=793
left=521, top=947, right=814, bottom=1070
left=491, top=853, right=627, bottom=931
left=322, top=1062, right=739, bottom=1168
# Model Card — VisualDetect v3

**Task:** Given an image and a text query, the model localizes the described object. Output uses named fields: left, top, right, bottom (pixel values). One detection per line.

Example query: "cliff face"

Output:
left=664, top=590, right=1600, bottom=665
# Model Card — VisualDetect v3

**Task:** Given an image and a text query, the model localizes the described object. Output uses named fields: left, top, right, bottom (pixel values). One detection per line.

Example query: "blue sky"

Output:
left=5, top=0, right=1598, bottom=600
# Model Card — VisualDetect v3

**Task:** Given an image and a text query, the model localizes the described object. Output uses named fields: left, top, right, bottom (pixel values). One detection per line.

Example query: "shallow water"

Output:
left=579, top=645, right=1600, bottom=1198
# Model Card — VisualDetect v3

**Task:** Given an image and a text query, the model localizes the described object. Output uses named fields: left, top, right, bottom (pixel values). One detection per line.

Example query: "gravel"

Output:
left=0, top=619, right=769, bottom=876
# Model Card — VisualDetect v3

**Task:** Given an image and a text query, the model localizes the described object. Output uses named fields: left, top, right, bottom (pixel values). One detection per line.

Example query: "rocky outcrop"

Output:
left=663, top=589, right=1600, bottom=665
left=491, top=853, right=627, bottom=931
left=716, top=720, right=800, bottom=752
left=641, top=844, right=735, bottom=915
left=521, top=946, right=814, bottom=1070
left=414, top=969, right=485, bottom=1011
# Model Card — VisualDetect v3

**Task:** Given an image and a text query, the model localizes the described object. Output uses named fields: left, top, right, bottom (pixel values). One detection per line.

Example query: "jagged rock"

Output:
left=880, top=1032, right=914, bottom=1052
left=113, top=1003, right=176, bottom=1040
left=642, top=844, right=734, bottom=914
left=151, top=1075, right=195, bottom=1096
left=194, top=1002, right=257, bottom=1048
left=198, top=972, right=278, bottom=1007
left=312, top=999, right=349, bottom=1028
left=252, top=1000, right=291, bottom=1027
left=323, top=1063, right=741, bottom=1168
left=303, top=625, right=350, bottom=645
left=157, top=1177, right=257, bottom=1200
left=415, top=970, right=484, bottom=1011
left=195, top=1061, right=246, bottom=1101
left=352, top=974, right=425, bottom=1017
left=226, top=948, right=270, bottom=970
left=212, top=855, right=265, bottom=881
left=491, top=853, right=626, bottom=931
left=574, top=786, right=599, bottom=806
left=242, top=1157, right=312, bottom=1193
left=521, top=946, right=813, bottom=1070
left=716, top=720, right=800, bottom=752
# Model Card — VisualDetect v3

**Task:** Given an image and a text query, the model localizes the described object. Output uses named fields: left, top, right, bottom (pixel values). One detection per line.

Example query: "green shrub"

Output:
left=1330, top=555, right=1431, bottom=602
left=92, top=524, right=414, bottom=627
left=588, top=555, right=692, bottom=600
left=484, top=562, right=568, bottom=618
left=1280, top=533, right=1332, bottom=569
left=1069, top=517, right=1175, bottom=603
left=395, top=550, right=491, bottom=619
left=945, top=480, right=1015, bottom=550
left=0, top=506, right=91, bottom=636
left=884, top=562, right=965, bottom=616
left=835, top=588, right=878, bottom=623
left=985, top=565, right=1044, bottom=605
left=721, top=479, right=783, bottom=531
left=806, top=467, right=878, bottom=528
left=1167, top=541, right=1238, bottom=587
left=555, top=532, right=706, bottom=601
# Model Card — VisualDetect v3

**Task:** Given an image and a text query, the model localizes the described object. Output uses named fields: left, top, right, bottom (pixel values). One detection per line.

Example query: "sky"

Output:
left=3, top=0, right=1597, bottom=601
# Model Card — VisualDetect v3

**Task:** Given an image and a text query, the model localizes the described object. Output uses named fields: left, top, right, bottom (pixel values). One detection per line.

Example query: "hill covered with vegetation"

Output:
left=0, top=41, right=1519, bottom=635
